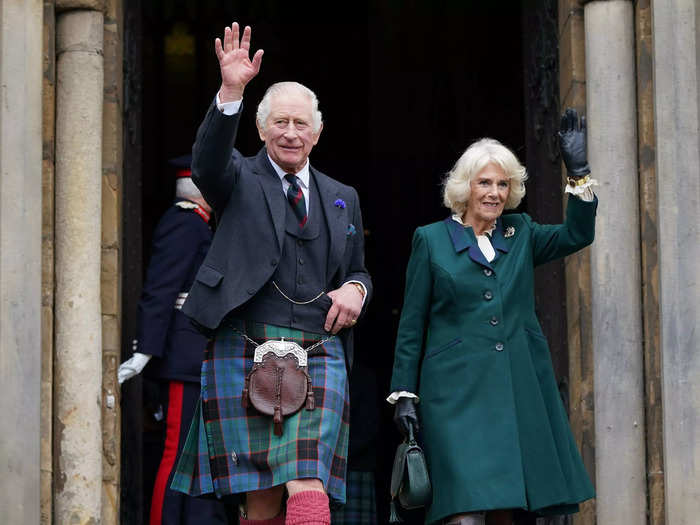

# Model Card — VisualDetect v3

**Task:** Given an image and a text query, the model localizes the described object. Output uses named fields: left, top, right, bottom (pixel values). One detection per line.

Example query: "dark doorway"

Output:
left=122, top=1, right=566, bottom=523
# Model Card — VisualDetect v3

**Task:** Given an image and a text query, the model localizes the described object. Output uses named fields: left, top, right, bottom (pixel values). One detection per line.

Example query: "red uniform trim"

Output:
left=150, top=381, right=185, bottom=525
left=193, top=206, right=210, bottom=224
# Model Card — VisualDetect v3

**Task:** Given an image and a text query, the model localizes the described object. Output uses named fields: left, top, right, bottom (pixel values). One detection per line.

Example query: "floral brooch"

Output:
left=334, top=198, right=346, bottom=209
left=504, top=226, right=515, bottom=238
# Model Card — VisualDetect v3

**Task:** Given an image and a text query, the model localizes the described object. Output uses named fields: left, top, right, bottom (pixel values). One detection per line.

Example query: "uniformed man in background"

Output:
left=119, top=157, right=229, bottom=525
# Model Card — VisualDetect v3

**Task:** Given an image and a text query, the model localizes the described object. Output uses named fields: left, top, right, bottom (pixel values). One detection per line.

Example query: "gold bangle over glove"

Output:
left=567, top=174, right=591, bottom=187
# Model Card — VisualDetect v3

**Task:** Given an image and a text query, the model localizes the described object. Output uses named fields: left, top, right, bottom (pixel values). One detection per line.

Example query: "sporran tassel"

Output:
left=273, top=405, right=283, bottom=436
left=306, top=378, right=315, bottom=410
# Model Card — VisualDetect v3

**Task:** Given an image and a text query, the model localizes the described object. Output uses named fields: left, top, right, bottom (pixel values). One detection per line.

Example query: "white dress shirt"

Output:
left=267, top=157, right=311, bottom=215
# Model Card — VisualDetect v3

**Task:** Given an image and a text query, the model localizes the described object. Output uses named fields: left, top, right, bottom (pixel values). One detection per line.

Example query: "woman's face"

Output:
left=466, top=163, right=511, bottom=224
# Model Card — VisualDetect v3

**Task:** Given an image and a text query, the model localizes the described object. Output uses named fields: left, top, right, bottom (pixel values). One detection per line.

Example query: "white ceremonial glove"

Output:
left=118, top=352, right=152, bottom=384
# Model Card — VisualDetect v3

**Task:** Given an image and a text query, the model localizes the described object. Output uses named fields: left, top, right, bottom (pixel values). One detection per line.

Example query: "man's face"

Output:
left=257, top=91, right=323, bottom=174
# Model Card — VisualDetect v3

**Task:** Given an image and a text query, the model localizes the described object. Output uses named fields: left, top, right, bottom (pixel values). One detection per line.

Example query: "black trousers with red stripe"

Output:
left=150, top=380, right=230, bottom=525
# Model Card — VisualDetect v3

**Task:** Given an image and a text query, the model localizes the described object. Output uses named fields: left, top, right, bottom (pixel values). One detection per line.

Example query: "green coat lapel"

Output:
left=491, top=217, right=512, bottom=258
left=443, top=216, right=512, bottom=271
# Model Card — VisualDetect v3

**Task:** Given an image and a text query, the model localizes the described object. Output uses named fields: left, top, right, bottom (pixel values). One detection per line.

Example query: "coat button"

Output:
left=483, top=290, right=493, bottom=300
left=495, top=342, right=504, bottom=352
left=231, top=451, right=239, bottom=465
left=297, top=239, right=304, bottom=246
left=490, top=316, right=499, bottom=326
left=299, top=257, right=305, bottom=265
left=483, top=268, right=493, bottom=277
left=270, top=259, right=278, bottom=266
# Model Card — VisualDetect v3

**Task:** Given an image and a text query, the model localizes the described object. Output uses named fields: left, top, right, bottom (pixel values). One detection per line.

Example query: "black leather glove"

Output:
left=558, top=107, right=591, bottom=179
left=393, top=397, right=419, bottom=438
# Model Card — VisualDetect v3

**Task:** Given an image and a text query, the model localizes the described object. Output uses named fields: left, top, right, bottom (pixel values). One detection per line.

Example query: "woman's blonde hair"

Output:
left=443, top=138, right=527, bottom=216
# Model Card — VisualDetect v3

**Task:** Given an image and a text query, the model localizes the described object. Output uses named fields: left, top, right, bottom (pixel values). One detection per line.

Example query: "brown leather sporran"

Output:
left=241, top=339, right=315, bottom=436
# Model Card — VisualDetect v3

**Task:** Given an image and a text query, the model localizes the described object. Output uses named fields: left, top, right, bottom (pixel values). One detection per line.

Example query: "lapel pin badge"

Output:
left=504, top=226, right=515, bottom=238
left=334, top=198, right=346, bottom=209
left=347, top=223, right=356, bottom=236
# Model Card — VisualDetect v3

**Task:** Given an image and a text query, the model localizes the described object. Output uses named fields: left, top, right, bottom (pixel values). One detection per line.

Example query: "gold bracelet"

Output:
left=349, top=282, right=366, bottom=299
left=567, top=175, right=591, bottom=187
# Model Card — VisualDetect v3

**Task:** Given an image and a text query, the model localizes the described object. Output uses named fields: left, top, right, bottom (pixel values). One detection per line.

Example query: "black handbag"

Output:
left=389, top=425, right=432, bottom=522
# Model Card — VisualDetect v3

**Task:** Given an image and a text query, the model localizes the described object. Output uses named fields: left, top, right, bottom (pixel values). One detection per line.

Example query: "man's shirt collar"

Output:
left=267, top=155, right=310, bottom=189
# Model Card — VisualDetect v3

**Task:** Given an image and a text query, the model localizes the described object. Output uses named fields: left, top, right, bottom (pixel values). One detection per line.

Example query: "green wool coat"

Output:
left=390, top=195, right=597, bottom=524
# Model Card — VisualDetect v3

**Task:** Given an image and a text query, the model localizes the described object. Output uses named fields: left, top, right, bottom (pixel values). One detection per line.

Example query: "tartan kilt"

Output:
left=330, top=470, right=377, bottom=525
left=171, top=319, right=350, bottom=504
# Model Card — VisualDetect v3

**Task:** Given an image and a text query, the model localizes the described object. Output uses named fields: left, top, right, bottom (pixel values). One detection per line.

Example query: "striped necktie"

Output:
left=285, top=174, right=308, bottom=228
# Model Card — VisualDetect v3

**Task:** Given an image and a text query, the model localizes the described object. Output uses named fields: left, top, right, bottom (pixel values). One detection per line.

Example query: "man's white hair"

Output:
left=256, top=82, right=323, bottom=133
left=175, top=177, right=204, bottom=201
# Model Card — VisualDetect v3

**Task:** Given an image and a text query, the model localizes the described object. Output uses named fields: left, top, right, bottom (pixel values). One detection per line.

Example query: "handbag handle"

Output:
left=407, top=421, right=417, bottom=445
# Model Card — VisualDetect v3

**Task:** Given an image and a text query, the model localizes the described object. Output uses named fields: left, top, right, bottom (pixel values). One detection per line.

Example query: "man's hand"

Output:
left=118, top=352, right=152, bottom=385
left=323, top=283, right=364, bottom=334
left=215, top=22, right=264, bottom=103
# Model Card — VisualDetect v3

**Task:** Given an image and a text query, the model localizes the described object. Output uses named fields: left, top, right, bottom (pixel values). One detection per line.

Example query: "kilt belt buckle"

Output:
left=239, top=334, right=333, bottom=436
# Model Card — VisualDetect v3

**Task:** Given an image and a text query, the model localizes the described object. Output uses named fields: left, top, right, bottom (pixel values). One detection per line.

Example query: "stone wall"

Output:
left=0, top=1, right=44, bottom=523
left=102, top=0, right=124, bottom=522
left=557, top=2, right=595, bottom=524
left=36, top=2, right=123, bottom=522
left=635, top=1, right=664, bottom=524
left=41, top=1, right=56, bottom=523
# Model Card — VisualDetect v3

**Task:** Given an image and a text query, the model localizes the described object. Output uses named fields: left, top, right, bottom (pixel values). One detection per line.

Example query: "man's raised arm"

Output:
left=190, top=22, right=264, bottom=211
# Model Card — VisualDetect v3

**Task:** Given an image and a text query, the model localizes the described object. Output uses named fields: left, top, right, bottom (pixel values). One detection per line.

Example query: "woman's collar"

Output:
left=451, top=214, right=496, bottom=236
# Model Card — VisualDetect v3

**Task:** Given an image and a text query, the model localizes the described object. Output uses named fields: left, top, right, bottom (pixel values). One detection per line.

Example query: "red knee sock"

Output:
left=240, top=512, right=285, bottom=525
left=285, top=490, right=330, bottom=525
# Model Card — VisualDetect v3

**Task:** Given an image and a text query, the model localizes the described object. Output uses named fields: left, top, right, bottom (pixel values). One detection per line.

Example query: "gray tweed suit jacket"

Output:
left=182, top=101, right=372, bottom=366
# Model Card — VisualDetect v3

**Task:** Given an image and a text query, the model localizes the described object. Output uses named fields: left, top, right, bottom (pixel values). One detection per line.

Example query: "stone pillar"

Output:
left=652, top=1, right=700, bottom=523
left=0, top=1, right=44, bottom=523
left=584, top=2, right=647, bottom=524
left=54, top=9, right=104, bottom=523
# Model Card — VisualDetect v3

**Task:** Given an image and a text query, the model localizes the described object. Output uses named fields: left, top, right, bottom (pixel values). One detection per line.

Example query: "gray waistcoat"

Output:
left=232, top=180, right=332, bottom=334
